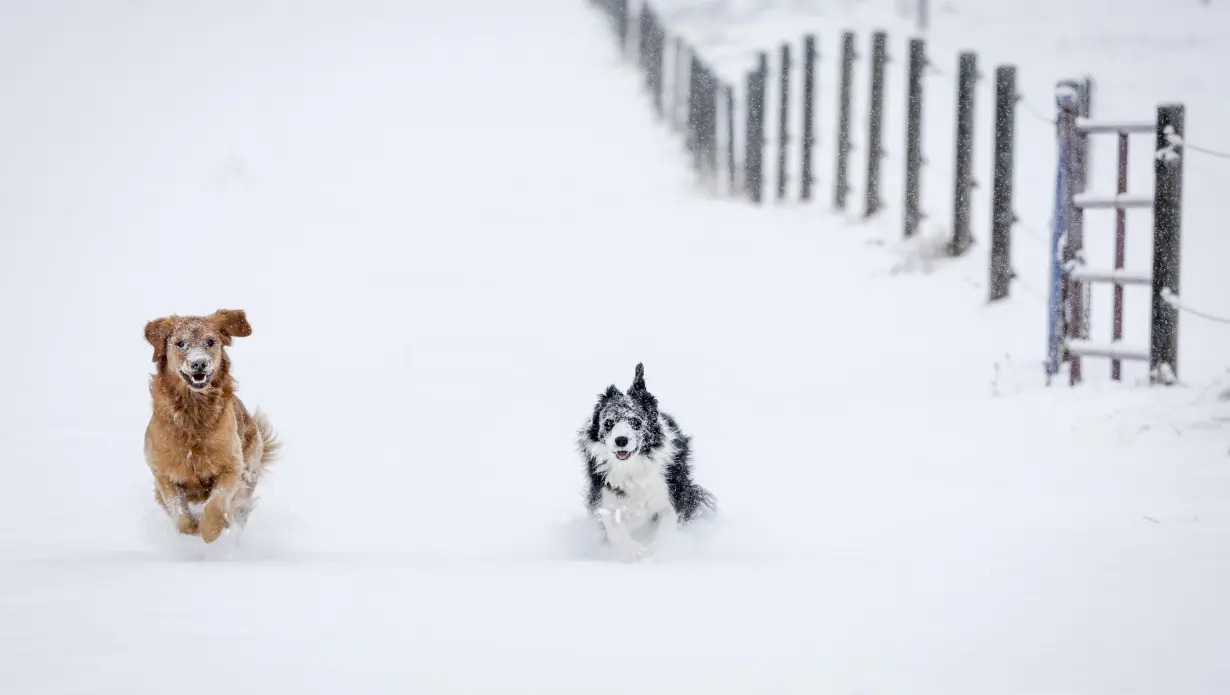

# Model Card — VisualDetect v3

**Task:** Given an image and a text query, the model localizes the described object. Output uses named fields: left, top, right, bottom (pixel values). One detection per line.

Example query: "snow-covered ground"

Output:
left=1, top=0, right=1227, bottom=693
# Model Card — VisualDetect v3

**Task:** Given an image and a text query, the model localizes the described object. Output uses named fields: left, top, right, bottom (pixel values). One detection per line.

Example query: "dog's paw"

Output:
left=618, top=544, right=650, bottom=563
left=608, top=536, right=649, bottom=563
left=176, top=514, right=199, bottom=536
left=198, top=503, right=229, bottom=543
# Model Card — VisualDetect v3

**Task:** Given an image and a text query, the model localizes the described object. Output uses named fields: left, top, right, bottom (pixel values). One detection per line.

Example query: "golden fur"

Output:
left=142, top=309, right=279, bottom=542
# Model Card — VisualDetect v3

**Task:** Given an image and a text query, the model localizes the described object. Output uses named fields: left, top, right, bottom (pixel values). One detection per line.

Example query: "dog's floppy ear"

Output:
left=587, top=385, right=621, bottom=441
left=210, top=309, right=252, bottom=345
left=144, top=317, right=173, bottom=364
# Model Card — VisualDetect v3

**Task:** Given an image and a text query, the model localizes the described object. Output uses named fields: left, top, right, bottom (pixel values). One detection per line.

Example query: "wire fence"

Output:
left=587, top=0, right=1216, bottom=387
left=1163, top=289, right=1230, bottom=325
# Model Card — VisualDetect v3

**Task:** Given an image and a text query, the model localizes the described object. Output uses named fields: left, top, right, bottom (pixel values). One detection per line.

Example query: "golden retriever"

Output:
left=142, top=309, right=279, bottom=543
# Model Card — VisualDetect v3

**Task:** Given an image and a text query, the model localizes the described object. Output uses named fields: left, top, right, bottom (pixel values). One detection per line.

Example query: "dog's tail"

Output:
left=690, top=483, right=717, bottom=519
left=254, top=409, right=281, bottom=473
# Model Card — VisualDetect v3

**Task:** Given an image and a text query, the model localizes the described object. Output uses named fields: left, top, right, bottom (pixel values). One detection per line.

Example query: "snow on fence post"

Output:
left=693, top=61, right=717, bottom=185
left=614, top=0, right=629, bottom=56
left=654, top=15, right=666, bottom=119
left=1149, top=104, right=1184, bottom=384
left=646, top=8, right=665, bottom=118
left=680, top=42, right=693, bottom=137
left=1045, top=86, right=1079, bottom=384
left=597, top=0, right=629, bottom=54
left=656, top=22, right=666, bottom=117
left=988, top=64, right=1017, bottom=302
left=1079, top=76, right=1094, bottom=181
left=949, top=51, right=978, bottom=255
left=1061, top=85, right=1085, bottom=385
left=687, top=52, right=699, bottom=162
left=725, top=84, right=737, bottom=195
left=777, top=42, right=792, bottom=201
left=668, top=37, right=678, bottom=128
left=744, top=52, right=768, bottom=204
left=745, top=66, right=757, bottom=201
left=704, top=67, right=719, bottom=184
left=863, top=30, right=888, bottom=218
left=642, top=6, right=653, bottom=104
left=1059, top=78, right=1091, bottom=385
left=833, top=31, right=856, bottom=211
left=1110, top=116, right=1130, bottom=381
left=800, top=34, right=818, bottom=202
left=902, top=37, right=926, bottom=238
left=644, top=5, right=654, bottom=82
left=672, top=39, right=689, bottom=136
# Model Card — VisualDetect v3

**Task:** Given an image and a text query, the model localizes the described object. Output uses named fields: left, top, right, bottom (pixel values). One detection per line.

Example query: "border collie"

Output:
left=578, top=363, right=715, bottom=559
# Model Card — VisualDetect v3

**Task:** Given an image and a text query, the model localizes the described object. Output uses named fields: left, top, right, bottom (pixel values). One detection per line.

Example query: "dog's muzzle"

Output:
left=181, top=352, right=213, bottom=389
left=180, top=368, right=213, bottom=389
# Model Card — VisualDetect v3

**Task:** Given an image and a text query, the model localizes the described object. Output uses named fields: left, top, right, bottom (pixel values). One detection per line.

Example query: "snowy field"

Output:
left=1, top=0, right=1228, bottom=693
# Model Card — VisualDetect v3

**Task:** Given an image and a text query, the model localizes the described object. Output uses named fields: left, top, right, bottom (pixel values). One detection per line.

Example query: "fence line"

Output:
left=586, top=0, right=1192, bottom=388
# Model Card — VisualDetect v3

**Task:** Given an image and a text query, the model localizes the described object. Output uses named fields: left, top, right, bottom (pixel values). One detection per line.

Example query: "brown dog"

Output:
left=142, top=309, right=279, bottom=543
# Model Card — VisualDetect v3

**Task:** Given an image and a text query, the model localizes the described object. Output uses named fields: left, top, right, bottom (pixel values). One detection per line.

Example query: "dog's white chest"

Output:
left=601, top=455, right=671, bottom=520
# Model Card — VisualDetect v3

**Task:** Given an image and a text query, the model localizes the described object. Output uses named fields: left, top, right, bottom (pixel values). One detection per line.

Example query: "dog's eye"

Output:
left=175, top=340, right=186, bottom=349
left=204, top=338, right=215, bottom=348
left=630, top=418, right=642, bottom=430
left=603, top=419, right=614, bottom=430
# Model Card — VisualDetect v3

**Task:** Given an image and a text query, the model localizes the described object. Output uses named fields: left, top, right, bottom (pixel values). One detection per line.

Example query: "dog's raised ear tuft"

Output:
left=628, top=362, right=658, bottom=412
left=629, top=362, right=647, bottom=395
left=143, top=317, right=173, bottom=364
left=211, top=309, right=252, bottom=340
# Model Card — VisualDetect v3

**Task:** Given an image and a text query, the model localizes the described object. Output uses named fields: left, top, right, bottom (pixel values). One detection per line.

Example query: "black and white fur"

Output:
left=578, top=363, right=715, bottom=559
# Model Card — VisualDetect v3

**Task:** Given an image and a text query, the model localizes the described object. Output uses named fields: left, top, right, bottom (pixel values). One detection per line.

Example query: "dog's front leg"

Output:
left=200, top=431, right=247, bottom=543
left=199, top=469, right=239, bottom=543
left=155, top=476, right=198, bottom=536
left=597, top=507, right=645, bottom=562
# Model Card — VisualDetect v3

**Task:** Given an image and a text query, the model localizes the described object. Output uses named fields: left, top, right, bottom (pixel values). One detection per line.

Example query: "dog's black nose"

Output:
left=188, top=359, right=209, bottom=373
left=614, top=436, right=628, bottom=448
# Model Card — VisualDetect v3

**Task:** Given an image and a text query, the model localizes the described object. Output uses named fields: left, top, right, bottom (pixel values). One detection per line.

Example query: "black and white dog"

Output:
left=578, top=363, right=715, bottom=559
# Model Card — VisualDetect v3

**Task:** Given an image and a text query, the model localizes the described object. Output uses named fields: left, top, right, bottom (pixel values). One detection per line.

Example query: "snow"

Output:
left=1, top=0, right=1228, bottom=693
